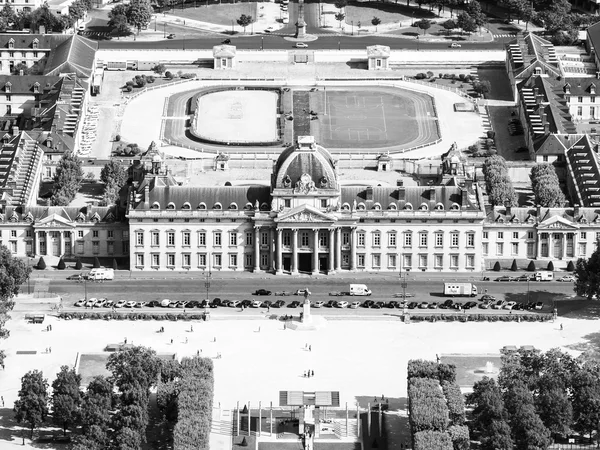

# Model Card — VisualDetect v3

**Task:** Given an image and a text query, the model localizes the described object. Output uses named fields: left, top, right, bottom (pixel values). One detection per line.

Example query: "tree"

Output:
left=51, top=151, right=83, bottom=206
left=14, top=370, right=49, bottom=438
left=106, top=346, right=160, bottom=392
left=527, top=260, right=536, bottom=272
left=443, top=19, right=455, bottom=35
left=473, top=80, right=492, bottom=96
left=93, top=257, right=101, bottom=269
left=512, top=404, right=553, bottom=450
left=68, top=0, right=87, bottom=24
left=100, top=160, right=128, bottom=187
left=510, top=259, right=518, bottom=271
left=126, top=0, right=153, bottom=33
left=371, top=16, right=381, bottom=32
left=75, top=258, right=82, bottom=270
left=151, top=63, right=166, bottom=77
left=456, top=12, right=477, bottom=34
left=57, top=258, right=65, bottom=270
left=109, top=12, right=130, bottom=36
left=574, top=243, right=600, bottom=299
left=536, top=382, right=572, bottom=438
left=37, top=257, right=46, bottom=270
left=481, top=419, right=513, bottom=450
left=571, top=363, right=600, bottom=440
left=530, top=164, right=565, bottom=207
left=537, top=0, right=571, bottom=33
left=493, top=261, right=501, bottom=271
left=466, top=0, right=486, bottom=29
left=483, top=156, right=517, bottom=207
left=547, top=261, right=554, bottom=271
left=416, top=18, right=431, bottom=35
left=335, top=12, right=345, bottom=28
left=237, top=14, right=253, bottom=33
left=51, top=366, right=82, bottom=436
left=112, top=259, right=118, bottom=271
left=334, top=0, right=347, bottom=9
left=566, top=260, right=574, bottom=272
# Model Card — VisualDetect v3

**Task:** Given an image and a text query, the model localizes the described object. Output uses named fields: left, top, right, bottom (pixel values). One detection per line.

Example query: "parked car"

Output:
left=67, top=274, right=84, bottom=281
left=370, top=302, right=382, bottom=309
left=336, top=301, right=349, bottom=308
left=534, top=302, right=544, bottom=310
left=222, top=38, right=231, bottom=44
left=167, top=33, right=175, bottom=39
left=408, top=302, right=419, bottom=309
left=187, top=301, right=200, bottom=308
left=419, top=302, right=429, bottom=309
left=104, top=300, right=114, bottom=308
left=295, top=42, right=308, bottom=48
left=85, top=298, right=97, bottom=308
left=375, top=301, right=386, bottom=308
left=557, top=275, right=575, bottom=282
left=125, top=301, right=137, bottom=308
left=229, top=300, right=240, bottom=308
left=176, top=301, right=188, bottom=308
left=313, top=301, right=324, bottom=308
left=503, top=301, right=517, bottom=310
left=513, top=302, right=525, bottom=310
left=329, top=292, right=345, bottom=296
left=251, top=300, right=263, bottom=308
left=464, top=301, right=478, bottom=309
left=388, top=301, right=400, bottom=309
left=135, top=301, right=147, bottom=308
left=264, top=27, right=275, bottom=33
left=450, top=42, right=461, bottom=48
left=516, top=274, right=535, bottom=282
left=289, top=301, right=301, bottom=308
left=74, top=299, right=86, bottom=307
left=210, top=299, right=222, bottom=307
left=148, top=301, right=160, bottom=308
left=241, top=300, right=252, bottom=308
left=160, top=299, right=171, bottom=307
left=263, top=300, right=273, bottom=308
left=492, top=300, right=506, bottom=309
left=115, top=300, right=127, bottom=308
left=441, top=299, right=454, bottom=309
left=350, top=301, right=361, bottom=309
left=495, top=276, right=515, bottom=282
left=428, top=302, right=439, bottom=309
left=221, top=300, right=232, bottom=307
left=273, top=300, right=286, bottom=308
left=254, top=289, right=272, bottom=296
left=325, top=300, right=337, bottom=308
left=393, top=292, right=415, bottom=298
left=94, top=298, right=106, bottom=307
left=295, top=289, right=311, bottom=296
left=363, top=300, right=375, bottom=308
left=480, top=294, right=496, bottom=302
left=479, top=300, right=492, bottom=309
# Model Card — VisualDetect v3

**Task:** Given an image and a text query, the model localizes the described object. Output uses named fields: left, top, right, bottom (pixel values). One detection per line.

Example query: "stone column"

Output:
left=537, top=233, right=542, bottom=258
left=573, top=232, right=578, bottom=258
left=276, top=228, right=283, bottom=275
left=292, top=229, right=299, bottom=275
left=548, top=233, right=553, bottom=259
left=562, top=233, right=567, bottom=260
left=254, top=226, right=260, bottom=272
left=59, top=231, right=65, bottom=256
left=336, top=228, right=342, bottom=271
left=269, top=228, right=275, bottom=272
left=329, top=228, right=335, bottom=273
left=350, top=228, right=357, bottom=271
left=312, top=228, right=319, bottom=275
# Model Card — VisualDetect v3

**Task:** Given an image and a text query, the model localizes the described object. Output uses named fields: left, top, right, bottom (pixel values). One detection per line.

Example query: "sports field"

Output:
left=192, top=90, right=279, bottom=144
left=318, top=88, right=439, bottom=149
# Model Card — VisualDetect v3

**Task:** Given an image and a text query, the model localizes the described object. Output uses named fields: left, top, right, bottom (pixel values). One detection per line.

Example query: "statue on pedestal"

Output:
left=302, top=288, right=312, bottom=323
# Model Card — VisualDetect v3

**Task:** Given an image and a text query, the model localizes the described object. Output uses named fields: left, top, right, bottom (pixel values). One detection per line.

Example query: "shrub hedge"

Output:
left=441, top=381, right=466, bottom=425
left=447, top=425, right=470, bottom=450
left=407, top=360, right=456, bottom=383
left=173, top=357, right=214, bottom=450
left=408, top=378, right=449, bottom=432
left=413, top=430, right=453, bottom=450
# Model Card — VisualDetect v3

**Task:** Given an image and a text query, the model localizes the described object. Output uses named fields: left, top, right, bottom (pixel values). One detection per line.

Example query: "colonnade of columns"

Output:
left=536, top=232, right=576, bottom=259
left=35, top=230, right=71, bottom=256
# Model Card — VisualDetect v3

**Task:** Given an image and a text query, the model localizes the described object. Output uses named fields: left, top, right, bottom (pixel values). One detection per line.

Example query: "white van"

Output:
left=88, top=268, right=114, bottom=281
left=349, top=284, right=372, bottom=296
left=535, top=271, right=553, bottom=281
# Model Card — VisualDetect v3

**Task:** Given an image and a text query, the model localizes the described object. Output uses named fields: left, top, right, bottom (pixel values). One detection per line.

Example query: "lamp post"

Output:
left=163, top=22, right=166, bottom=38
left=231, top=19, right=234, bottom=34
left=351, top=20, right=354, bottom=35
left=204, top=270, right=212, bottom=315
left=338, top=40, right=340, bottom=50
left=261, top=36, right=264, bottom=50
left=27, top=258, right=31, bottom=295
left=183, top=34, right=186, bottom=50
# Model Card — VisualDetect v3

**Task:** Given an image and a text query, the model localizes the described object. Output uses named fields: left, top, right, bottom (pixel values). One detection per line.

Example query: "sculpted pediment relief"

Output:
left=537, top=216, right=578, bottom=230
left=275, top=205, right=336, bottom=223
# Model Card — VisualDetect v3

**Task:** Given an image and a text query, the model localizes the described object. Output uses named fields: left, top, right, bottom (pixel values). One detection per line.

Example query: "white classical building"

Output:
left=126, top=137, right=487, bottom=274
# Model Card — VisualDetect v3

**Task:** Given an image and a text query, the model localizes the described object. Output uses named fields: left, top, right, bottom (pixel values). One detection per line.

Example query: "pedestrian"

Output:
left=190, top=325, right=193, bottom=332
left=560, top=323, right=563, bottom=330
left=171, top=338, right=173, bottom=344
left=267, top=305, right=270, bottom=312
left=258, top=326, right=261, bottom=332
left=214, top=337, right=216, bottom=342
left=304, top=371, right=306, bottom=377
left=184, top=309, right=186, bottom=314
left=49, top=347, right=51, bottom=353
left=309, top=345, right=311, bottom=352
left=305, top=343, right=308, bottom=349
left=185, top=337, right=188, bottom=344
left=197, top=350, right=200, bottom=356
left=436, top=354, right=440, bottom=364
left=284, top=323, right=286, bottom=330
left=124, top=337, right=127, bottom=344
left=381, top=394, right=384, bottom=400
left=1, top=396, right=3, bottom=407
left=311, top=370, right=314, bottom=377
left=45, top=347, right=48, bottom=354
left=50, top=324, right=52, bottom=331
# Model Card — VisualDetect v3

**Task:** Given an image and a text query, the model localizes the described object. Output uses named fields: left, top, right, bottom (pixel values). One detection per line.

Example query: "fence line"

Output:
left=123, top=77, right=197, bottom=104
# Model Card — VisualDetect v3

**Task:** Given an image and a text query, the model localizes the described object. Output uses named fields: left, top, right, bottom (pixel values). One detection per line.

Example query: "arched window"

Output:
left=419, top=203, right=429, bottom=211
left=152, top=202, right=160, bottom=210
left=213, top=202, right=222, bottom=210
left=182, top=202, right=191, bottom=210
left=404, top=202, right=413, bottom=210
left=341, top=202, right=351, bottom=211
left=198, top=202, right=207, bottom=210
left=229, top=202, right=238, bottom=210
left=357, top=202, right=366, bottom=211
left=167, top=202, right=176, bottom=210
left=434, top=202, right=444, bottom=211
left=372, top=202, right=381, bottom=210
left=388, top=203, right=397, bottom=210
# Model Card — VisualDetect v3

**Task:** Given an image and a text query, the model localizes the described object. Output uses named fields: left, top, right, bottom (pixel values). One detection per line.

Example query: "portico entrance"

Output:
left=298, top=253, right=312, bottom=273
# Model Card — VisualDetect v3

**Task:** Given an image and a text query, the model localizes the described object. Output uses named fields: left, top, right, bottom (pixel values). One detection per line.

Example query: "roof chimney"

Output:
left=536, top=204, right=542, bottom=218
left=19, top=69, right=23, bottom=76
left=429, top=187, right=436, bottom=204
left=366, top=186, right=373, bottom=202
left=12, top=125, right=18, bottom=136
left=144, top=184, right=150, bottom=209
left=397, top=186, right=405, bottom=202
left=506, top=205, right=512, bottom=218
left=574, top=203, right=580, bottom=217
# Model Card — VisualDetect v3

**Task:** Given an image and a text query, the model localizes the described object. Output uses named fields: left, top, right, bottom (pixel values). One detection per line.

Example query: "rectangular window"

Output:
left=372, top=232, right=380, bottom=247
left=342, top=232, right=350, bottom=246
left=9, top=241, right=16, bottom=253
left=579, top=243, right=587, bottom=256
left=107, top=242, right=114, bottom=255
left=496, top=242, right=504, bottom=256
left=10, top=230, right=16, bottom=238
left=26, top=230, right=32, bottom=237
left=6, top=94, right=10, bottom=101
left=123, top=231, right=129, bottom=240
left=92, top=230, right=99, bottom=238
left=512, top=232, right=519, bottom=240
left=497, top=232, right=504, bottom=240
left=451, top=232, right=459, bottom=247
left=245, top=254, right=252, bottom=267
left=596, top=232, right=600, bottom=242
left=527, top=242, right=534, bottom=257
left=578, top=106, right=583, bottom=116
left=419, top=254, right=427, bottom=268
left=482, top=231, right=488, bottom=239
left=466, top=233, right=475, bottom=247
left=404, top=233, right=412, bottom=247
left=591, top=107, right=595, bottom=118
left=198, top=232, right=206, bottom=246
left=372, top=254, right=381, bottom=268
left=403, top=254, right=412, bottom=269
left=527, top=231, right=534, bottom=240
left=151, top=232, right=159, bottom=246
left=342, top=254, right=350, bottom=266
left=284, top=199, right=291, bottom=207
left=388, top=254, right=396, bottom=268
left=578, top=96, right=583, bottom=103
left=198, top=253, right=206, bottom=267
left=214, top=232, right=221, bottom=246
left=301, top=232, right=309, bottom=247
left=482, top=242, right=488, bottom=256
left=512, top=242, right=519, bottom=255
left=581, top=231, right=587, bottom=240
left=261, top=232, right=269, bottom=246
left=182, top=254, right=191, bottom=267
left=136, top=232, right=144, bottom=246
left=319, top=231, right=328, bottom=247
left=92, top=242, right=99, bottom=254
left=136, top=254, right=144, bottom=267
left=388, top=233, right=396, bottom=247
left=321, top=199, right=327, bottom=208
left=167, top=232, right=175, bottom=246
left=230, top=232, right=237, bottom=246
left=466, top=255, right=475, bottom=268
left=283, top=231, right=291, bottom=247
left=592, top=96, right=596, bottom=103
left=246, top=232, right=253, bottom=246
left=435, top=254, right=443, bottom=268
left=152, top=254, right=160, bottom=267
left=167, top=254, right=175, bottom=266
left=108, top=230, right=114, bottom=239
left=450, top=255, right=459, bottom=268
left=183, top=232, right=190, bottom=246
left=77, top=242, right=84, bottom=254
left=357, top=254, right=365, bottom=268
left=419, top=232, right=427, bottom=247
left=261, top=253, right=269, bottom=268
left=214, top=254, right=222, bottom=267
left=230, top=254, right=238, bottom=267
left=358, top=232, right=365, bottom=246
left=435, top=232, right=443, bottom=247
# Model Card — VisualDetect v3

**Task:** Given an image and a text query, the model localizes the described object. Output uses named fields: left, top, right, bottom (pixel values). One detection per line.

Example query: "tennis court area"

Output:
left=319, top=88, right=439, bottom=149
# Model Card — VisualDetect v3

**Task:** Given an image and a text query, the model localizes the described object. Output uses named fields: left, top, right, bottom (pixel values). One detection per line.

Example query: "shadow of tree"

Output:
left=566, top=332, right=600, bottom=363
left=0, top=409, right=67, bottom=449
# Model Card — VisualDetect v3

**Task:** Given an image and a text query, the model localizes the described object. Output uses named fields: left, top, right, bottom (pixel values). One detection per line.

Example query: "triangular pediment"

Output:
left=34, top=213, right=76, bottom=228
left=275, top=204, right=337, bottom=223
left=537, top=215, right=578, bottom=230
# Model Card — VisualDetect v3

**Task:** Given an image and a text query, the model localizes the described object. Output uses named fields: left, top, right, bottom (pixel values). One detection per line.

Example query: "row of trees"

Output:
left=100, top=160, right=128, bottom=207
left=482, top=155, right=518, bottom=207
left=0, top=0, right=93, bottom=34
left=467, top=348, right=600, bottom=449
left=530, top=163, right=565, bottom=207
left=407, top=359, right=469, bottom=450
left=13, top=347, right=166, bottom=449
left=108, top=0, right=153, bottom=35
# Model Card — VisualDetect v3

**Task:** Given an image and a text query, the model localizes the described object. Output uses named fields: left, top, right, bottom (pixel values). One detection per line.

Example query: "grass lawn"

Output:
left=342, top=0, right=436, bottom=25
left=77, top=353, right=111, bottom=386
left=170, top=2, right=258, bottom=26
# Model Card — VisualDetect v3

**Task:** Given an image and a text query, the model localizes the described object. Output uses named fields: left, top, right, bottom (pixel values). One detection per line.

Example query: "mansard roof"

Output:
left=0, top=205, right=120, bottom=223
left=485, top=205, right=600, bottom=225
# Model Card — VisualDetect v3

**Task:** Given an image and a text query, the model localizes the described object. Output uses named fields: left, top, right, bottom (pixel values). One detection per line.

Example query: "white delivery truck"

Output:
left=349, top=284, right=372, bottom=296
left=88, top=268, right=114, bottom=281
left=443, top=282, right=478, bottom=297
left=535, top=271, right=553, bottom=281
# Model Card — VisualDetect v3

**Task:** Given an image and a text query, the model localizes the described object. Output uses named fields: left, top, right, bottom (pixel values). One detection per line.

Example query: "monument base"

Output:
left=286, top=316, right=328, bottom=331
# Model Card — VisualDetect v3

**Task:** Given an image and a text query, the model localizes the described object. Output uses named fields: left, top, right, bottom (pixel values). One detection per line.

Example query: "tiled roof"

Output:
left=485, top=205, right=600, bottom=225
left=0, top=75, right=62, bottom=94
left=565, top=135, right=600, bottom=207
left=43, top=35, right=98, bottom=79
left=561, top=78, right=598, bottom=96
left=213, top=44, right=236, bottom=57
left=366, top=45, right=390, bottom=57
left=1, top=205, right=120, bottom=223
left=587, top=21, right=600, bottom=54
left=506, top=33, right=562, bottom=80
left=0, top=34, right=71, bottom=49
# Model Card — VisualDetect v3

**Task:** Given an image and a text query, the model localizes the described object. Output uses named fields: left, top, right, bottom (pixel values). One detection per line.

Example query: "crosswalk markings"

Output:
left=493, top=33, right=517, bottom=38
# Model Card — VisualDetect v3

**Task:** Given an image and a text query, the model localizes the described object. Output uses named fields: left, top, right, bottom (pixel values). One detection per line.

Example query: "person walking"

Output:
left=309, top=345, right=311, bottom=352
left=311, top=370, right=314, bottom=377
left=560, top=323, right=563, bottom=331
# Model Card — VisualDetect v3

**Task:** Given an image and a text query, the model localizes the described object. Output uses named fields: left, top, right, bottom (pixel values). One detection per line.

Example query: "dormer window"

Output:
left=591, top=84, right=596, bottom=95
left=33, top=83, right=39, bottom=93
left=535, top=67, right=542, bottom=75
left=564, top=83, right=571, bottom=94
left=5, top=82, right=11, bottom=93
left=32, top=39, right=38, bottom=49
left=8, top=39, right=14, bottom=49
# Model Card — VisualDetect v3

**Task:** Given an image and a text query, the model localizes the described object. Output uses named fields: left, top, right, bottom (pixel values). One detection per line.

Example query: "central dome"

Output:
left=272, top=137, right=338, bottom=191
